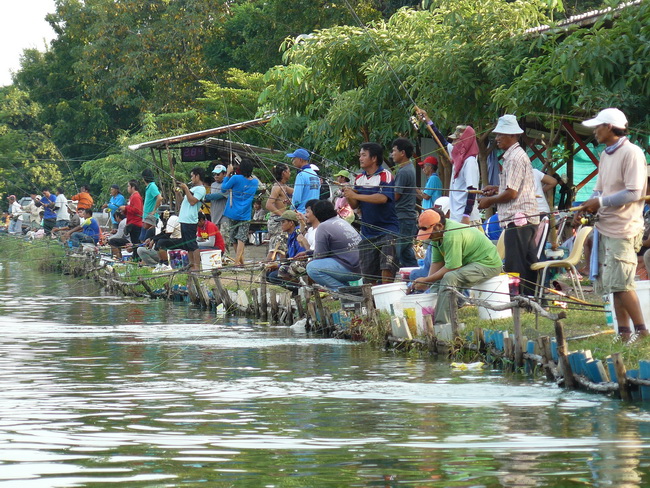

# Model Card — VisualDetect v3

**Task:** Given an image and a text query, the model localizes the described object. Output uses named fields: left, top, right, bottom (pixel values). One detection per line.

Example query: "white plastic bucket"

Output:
left=371, top=282, right=407, bottom=313
left=200, top=250, right=222, bottom=271
left=608, top=280, right=650, bottom=333
left=401, top=293, right=438, bottom=336
left=398, top=267, right=420, bottom=281
left=472, top=274, right=512, bottom=320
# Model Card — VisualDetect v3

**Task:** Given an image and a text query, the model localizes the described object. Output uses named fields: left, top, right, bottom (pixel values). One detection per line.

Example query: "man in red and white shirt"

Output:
left=197, top=213, right=226, bottom=253
left=479, top=114, right=539, bottom=295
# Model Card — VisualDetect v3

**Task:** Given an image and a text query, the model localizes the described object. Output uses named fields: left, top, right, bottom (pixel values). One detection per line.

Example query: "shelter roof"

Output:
left=127, top=116, right=272, bottom=151
left=525, top=0, right=641, bottom=35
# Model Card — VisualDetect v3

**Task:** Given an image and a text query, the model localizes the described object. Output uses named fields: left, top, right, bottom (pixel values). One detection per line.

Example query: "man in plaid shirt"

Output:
left=479, top=115, right=539, bottom=295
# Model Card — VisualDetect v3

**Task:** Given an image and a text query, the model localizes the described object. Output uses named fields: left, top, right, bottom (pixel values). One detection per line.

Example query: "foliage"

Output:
left=493, top=1, right=650, bottom=129
left=204, top=0, right=418, bottom=74
left=0, top=87, right=64, bottom=199
left=259, top=1, right=559, bottom=164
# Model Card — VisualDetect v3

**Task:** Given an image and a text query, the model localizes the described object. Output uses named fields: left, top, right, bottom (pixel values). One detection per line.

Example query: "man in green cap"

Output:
left=265, top=210, right=307, bottom=293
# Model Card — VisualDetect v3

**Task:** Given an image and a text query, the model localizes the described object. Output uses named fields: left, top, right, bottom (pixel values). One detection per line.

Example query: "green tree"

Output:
left=0, top=87, right=64, bottom=198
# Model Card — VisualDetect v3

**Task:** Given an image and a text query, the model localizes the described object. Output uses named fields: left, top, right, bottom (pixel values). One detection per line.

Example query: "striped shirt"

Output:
left=497, top=143, right=539, bottom=228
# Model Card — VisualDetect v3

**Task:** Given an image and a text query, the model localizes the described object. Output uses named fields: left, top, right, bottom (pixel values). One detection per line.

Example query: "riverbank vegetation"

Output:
left=1, top=0, right=648, bottom=201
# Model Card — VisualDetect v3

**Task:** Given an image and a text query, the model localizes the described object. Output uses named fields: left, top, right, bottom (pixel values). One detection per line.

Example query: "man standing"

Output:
left=102, top=185, right=126, bottom=229
left=177, top=167, right=207, bottom=271
left=344, top=142, right=399, bottom=285
left=579, top=108, right=648, bottom=342
left=417, top=110, right=480, bottom=224
left=221, top=160, right=259, bottom=266
left=391, top=137, right=419, bottom=267
left=417, top=156, right=441, bottom=210
left=478, top=114, right=539, bottom=295
left=38, top=189, right=58, bottom=235
left=6, top=195, right=23, bottom=234
left=410, top=209, right=502, bottom=326
left=141, top=169, right=163, bottom=241
left=120, top=180, right=143, bottom=245
left=287, top=148, right=320, bottom=214
left=204, top=164, right=228, bottom=228
left=306, top=199, right=362, bottom=291
left=54, top=188, right=69, bottom=230
left=70, top=185, right=94, bottom=211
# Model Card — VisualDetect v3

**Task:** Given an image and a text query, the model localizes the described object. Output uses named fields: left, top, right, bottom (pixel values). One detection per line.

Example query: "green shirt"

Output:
left=430, top=220, right=502, bottom=270
left=143, top=182, right=161, bottom=218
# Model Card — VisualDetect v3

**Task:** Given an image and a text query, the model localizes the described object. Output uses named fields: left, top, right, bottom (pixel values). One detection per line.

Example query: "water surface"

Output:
left=1, top=255, right=650, bottom=487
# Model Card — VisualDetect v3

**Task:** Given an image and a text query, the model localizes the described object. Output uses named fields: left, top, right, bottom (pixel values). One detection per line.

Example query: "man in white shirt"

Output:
left=54, top=188, right=70, bottom=229
left=7, top=195, right=23, bottom=234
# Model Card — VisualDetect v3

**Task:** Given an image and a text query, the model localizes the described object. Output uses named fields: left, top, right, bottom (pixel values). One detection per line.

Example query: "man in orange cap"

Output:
left=410, top=209, right=502, bottom=325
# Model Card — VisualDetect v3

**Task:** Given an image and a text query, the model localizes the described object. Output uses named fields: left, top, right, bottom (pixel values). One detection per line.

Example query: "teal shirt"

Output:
left=430, top=220, right=502, bottom=270
left=178, top=185, right=207, bottom=224
left=143, top=182, right=161, bottom=218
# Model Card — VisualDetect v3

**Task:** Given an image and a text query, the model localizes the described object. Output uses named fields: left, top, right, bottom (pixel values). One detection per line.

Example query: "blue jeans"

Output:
left=306, top=258, right=360, bottom=291
left=70, top=232, right=95, bottom=247
left=397, top=218, right=418, bottom=267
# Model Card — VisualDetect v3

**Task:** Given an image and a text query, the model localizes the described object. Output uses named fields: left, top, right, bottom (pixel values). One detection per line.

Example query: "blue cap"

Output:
left=286, top=148, right=310, bottom=160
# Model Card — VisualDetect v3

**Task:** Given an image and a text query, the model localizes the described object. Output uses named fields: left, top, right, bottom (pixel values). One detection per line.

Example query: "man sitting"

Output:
left=107, top=211, right=129, bottom=259
left=410, top=209, right=502, bottom=326
left=197, top=213, right=226, bottom=253
left=306, top=200, right=362, bottom=291
left=69, top=208, right=100, bottom=248
left=265, top=210, right=306, bottom=293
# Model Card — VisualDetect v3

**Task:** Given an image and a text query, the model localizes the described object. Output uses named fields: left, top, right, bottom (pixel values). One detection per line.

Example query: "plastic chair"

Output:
left=496, top=231, right=505, bottom=261
left=530, top=226, right=593, bottom=300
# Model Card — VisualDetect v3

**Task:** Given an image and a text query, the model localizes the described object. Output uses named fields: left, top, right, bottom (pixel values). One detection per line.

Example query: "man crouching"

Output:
left=409, top=209, right=502, bottom=326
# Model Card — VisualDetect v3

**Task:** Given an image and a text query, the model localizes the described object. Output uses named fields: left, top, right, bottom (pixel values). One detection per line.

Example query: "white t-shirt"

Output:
left=10, top=201, right=22, bottom=221
left=448, top=143, right=480, bottom=222
left=55, top=194, right=69, bottom=221
left=532, top=169, right=550, bottom=214
left=305, top=226, right=316, bottom=249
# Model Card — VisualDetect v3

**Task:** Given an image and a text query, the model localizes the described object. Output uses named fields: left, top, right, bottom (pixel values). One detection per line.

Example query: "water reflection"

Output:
left=1, top=258, right=650, bottom=486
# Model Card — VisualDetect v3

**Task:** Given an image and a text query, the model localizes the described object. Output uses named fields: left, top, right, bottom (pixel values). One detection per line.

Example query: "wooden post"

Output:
left=313, top=289, right=326, bottom=333
left=139, top=278, right=156, bottom=299
left=260, top=271, right=268, bottom=321
left=554, top=319, right=576, bottom=389
left=538, top=336, right=555, bottom=381
left=513, top=303, right=523, bottom=368
left=611, top=352, right=630, bottom=401
left=361, top=284, right=375, bottom=316
left=187, top=275, right=199, bottom=305
left=475, top=327, right=485, bottom=351
left=269, top=289, right=278, bottom=323
left=251, top=288, right=259, bottom=318
left=448, top=286, right=459, bottom=339
left=213, top=273, right=234, bottom=312
left=424, top=315, right=435, bottom=339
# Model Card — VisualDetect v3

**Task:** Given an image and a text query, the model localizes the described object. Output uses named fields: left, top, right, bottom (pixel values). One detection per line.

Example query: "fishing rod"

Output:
left=569, top=195, right=650, bottom=212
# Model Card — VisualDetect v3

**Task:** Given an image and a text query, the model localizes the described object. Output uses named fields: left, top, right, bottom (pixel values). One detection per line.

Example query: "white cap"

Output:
left=493, top=114, right=523, bottom=135
left=433, top=196, right=450, bottom=215
left=310, top=164, right=320, bottom=172
left=582, top=108, right=628, bottom=129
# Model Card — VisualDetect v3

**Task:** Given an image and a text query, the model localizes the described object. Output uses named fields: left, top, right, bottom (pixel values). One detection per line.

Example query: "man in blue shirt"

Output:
left=69, top=208, right=100, bottom=247
left=417, top=156, right=442, bottom=209
left=178, top=167, right=207, bottom=271
left=102, top=184, right=126, bottom=229
left=287, top=148, right=320, bottom=214
left=38, top=189, right=58, bottom=235
left=343, top=142, right=400, bottom=285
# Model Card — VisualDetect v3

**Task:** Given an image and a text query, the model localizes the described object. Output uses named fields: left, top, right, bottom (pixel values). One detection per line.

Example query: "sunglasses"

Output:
left=418, top=225, right=433, bottom=231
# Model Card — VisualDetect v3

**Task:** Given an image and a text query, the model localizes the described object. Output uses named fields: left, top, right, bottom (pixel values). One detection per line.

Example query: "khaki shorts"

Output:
left=596, top=233, right=641, bottom=295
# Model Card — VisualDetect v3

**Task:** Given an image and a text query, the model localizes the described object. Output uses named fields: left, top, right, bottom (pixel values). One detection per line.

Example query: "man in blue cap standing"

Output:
left=287, top=148, right=320, bottom=214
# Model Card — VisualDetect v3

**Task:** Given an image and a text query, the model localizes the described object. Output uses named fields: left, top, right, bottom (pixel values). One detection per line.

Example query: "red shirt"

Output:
left=124, top=191, right=143, bottom=227
left=197, top=219, right=225, bottom=253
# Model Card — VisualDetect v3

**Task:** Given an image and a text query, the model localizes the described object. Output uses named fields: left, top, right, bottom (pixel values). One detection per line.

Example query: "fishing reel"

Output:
left=579, top=213, right=599, bottom=226
left=409, top=116, right=421, bottom=130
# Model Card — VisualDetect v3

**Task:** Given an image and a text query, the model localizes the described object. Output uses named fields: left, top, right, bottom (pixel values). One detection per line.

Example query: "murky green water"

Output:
left=2, top=256, right=650, bottom=487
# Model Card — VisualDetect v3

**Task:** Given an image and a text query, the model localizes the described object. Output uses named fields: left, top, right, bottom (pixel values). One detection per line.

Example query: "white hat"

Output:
left=310, top=164, right=320, bottom=172
left=582, top=108, right=628, bottom=129
left=493, top=114, right=523, bottom=135
left=212, top=164, right=227, bottom=174
left=433, top=196, right=450, bottom=216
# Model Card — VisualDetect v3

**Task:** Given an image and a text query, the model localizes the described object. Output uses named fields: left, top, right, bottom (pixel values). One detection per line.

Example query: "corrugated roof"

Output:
left=128, top=116, right=272, bottom=151
left=525, top=0, right=641, bottom=35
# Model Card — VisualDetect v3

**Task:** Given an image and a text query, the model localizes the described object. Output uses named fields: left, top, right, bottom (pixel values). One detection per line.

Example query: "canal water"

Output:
left=2, top=257, right=650, bottom=487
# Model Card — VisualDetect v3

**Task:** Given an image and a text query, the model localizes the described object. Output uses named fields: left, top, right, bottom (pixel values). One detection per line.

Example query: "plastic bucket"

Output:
left=398, top=267, right=420, bottom=281
left=200, top=250, right=222, bottom=271
left=608, top=280, right=650, bottom=333
left=401, top=293, right=438, bottom=336
left=371, top=282, right=407, bottom=313
left=471, top=274, right=512, bottom=320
